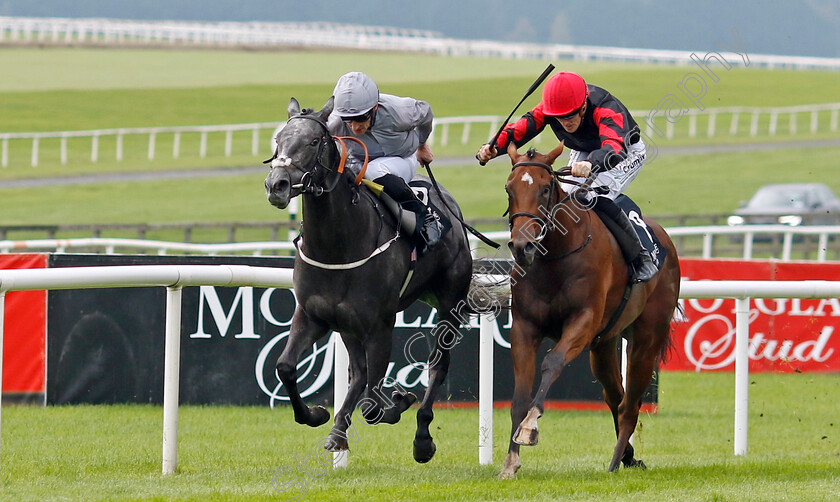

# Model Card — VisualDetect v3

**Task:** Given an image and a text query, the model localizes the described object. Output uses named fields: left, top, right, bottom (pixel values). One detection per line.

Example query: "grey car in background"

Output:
left=727, top=183, right=840, bottom=227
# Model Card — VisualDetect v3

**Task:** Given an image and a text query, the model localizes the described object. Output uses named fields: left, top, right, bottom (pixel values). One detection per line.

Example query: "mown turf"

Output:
left=1, top=372, right=838, bottom=501
left=2, top=146, right=839, bottom=228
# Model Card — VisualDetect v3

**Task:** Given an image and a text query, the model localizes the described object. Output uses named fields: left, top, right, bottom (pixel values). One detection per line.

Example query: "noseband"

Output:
left=269, top=114, right=368, bottom=196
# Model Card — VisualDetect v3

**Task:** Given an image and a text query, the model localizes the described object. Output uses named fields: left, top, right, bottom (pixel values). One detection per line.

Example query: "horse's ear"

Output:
left=546, top=141, right=565, bottom=164
left=507, top=143, right=519, bottom=165
left=287, top=98, right=301, bottom=119
left=316, top=96, right=335, bottom=122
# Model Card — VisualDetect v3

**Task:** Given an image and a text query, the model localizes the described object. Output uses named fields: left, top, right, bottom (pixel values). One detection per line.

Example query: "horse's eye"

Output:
left=542, top=186, right=551, bottom=195
left=309, top=138, right=319, bottom=147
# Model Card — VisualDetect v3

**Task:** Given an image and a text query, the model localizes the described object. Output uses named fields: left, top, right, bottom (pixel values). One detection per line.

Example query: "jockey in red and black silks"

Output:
left=477, top=71, right=657, bottom=283
left=491, top=80, right=644, bottom=199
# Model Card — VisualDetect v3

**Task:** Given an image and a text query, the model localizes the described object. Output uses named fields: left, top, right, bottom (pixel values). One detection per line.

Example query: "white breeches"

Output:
left=561, top=140, right=646, bottom=200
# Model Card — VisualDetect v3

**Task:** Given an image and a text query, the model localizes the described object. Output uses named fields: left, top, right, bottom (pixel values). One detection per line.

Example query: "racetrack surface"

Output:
left=2, top=138, right=838, bottom=189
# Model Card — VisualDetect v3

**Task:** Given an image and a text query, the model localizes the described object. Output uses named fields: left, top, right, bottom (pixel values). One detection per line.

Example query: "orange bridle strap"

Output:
left=334, top=136, right=369, bottom=186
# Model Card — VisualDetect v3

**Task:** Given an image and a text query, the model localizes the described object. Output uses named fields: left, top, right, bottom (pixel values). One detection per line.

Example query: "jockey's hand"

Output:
left=571, top=160, right=593, bottom=178
left=476, top=143, right=497, bottom=164
left=416, top=143, right=434, bottom=165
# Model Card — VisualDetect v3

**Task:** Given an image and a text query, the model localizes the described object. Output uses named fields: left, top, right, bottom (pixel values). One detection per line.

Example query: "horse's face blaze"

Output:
left=506, top=163, right=554, bottom=268
left=265, top=121, right=320, bottom=209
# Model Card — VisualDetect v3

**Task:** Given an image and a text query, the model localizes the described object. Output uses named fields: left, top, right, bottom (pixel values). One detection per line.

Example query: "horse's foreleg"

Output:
left=500, top=322, right=539, bottom=479
left=275, top=308, right=331, bottom=427
left=515, top=315, right=594, bottom=447
left=324, top=334, right=368, bottom=452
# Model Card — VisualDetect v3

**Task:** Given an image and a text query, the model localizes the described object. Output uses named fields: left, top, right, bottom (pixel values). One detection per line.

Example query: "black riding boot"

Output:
left=374, top=174, right=441, bottom=248
left=593, top=197, right=658, bottom=283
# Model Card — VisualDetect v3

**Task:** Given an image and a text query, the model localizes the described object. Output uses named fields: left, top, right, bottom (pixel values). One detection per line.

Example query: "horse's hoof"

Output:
left=624, top=458, right=647, bottom=470
left=413, top=438, right=437, bottom=463
left=393, top=390, right=418, bottom=408
left=499, top=469, right=516, bottom=480
left=308, top=405, right=330, bottom=427
left=512, top=424, right=539, bottom=446
left=324, top=433, right=349, bottom=452
left=500, top=452, right=520, bottom=479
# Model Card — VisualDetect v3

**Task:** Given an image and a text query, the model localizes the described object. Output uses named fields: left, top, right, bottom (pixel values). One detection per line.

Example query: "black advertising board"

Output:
left=46, top=254, right=656, bottom=408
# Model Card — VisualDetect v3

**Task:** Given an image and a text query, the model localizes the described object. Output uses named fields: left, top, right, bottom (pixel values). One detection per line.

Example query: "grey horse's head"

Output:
left=265, top=97, right=335, bottom=209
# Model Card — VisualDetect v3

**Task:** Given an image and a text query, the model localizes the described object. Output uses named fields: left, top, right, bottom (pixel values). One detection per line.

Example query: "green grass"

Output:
left=1, top=46, right=840, bottom=233
left=2, top=146, right=839, bottom=229
left=1, top=372, right=838, bottom=501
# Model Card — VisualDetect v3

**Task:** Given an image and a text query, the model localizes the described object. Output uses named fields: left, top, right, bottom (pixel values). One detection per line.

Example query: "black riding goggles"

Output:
left=555, top=107, right=583, bottom=120
left=341, top=109, right=374, bottom=123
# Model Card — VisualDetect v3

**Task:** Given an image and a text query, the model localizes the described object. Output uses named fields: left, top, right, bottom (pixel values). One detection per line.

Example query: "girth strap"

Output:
left=590, top=274, right=634, bottom=347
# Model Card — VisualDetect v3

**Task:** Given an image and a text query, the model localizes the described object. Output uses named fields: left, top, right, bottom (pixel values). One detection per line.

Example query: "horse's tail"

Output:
left=460, top=270, right=511, bottom=317
left=660, top=303, right=687, bottom=365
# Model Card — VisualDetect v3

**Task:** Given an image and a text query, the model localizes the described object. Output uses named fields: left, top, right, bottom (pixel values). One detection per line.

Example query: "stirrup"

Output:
left=632, top=252, right=658, bottom=283
left=421, top=210, right=442, bottom=247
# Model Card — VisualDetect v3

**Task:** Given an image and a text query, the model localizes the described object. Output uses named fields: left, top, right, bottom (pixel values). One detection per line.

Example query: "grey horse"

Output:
left=264, top=97, right=473, bottom=463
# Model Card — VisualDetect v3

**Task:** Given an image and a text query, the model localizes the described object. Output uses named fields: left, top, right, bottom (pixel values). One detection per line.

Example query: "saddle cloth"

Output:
left=614, top=194, right=667, bottom=270
left=407, top=179, right=453, bottom=241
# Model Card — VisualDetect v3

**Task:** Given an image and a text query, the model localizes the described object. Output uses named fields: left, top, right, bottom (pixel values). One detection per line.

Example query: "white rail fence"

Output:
left=4, top=17, right=840, bottom=70
left=7, top=224, right=836, bottom=260
left=0, top=122, right=278, bottom=168
left=3, top=103, right=840, bottom=169
left=0, top=265, right=835, bottom=471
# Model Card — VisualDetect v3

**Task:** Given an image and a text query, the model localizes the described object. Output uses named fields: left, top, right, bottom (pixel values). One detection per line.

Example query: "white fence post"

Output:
left=30, top=136, right=39, bottom=167
left=333, top=333, right=349, bottom=469
left=199, top=131, right=208, bottom=158
left=162, top=285, right=183, bottom=475
left=733, top=297, right=750, bottom=456
left=116, top=133, right=124, bottom=161
left=478, top=313, right=494, bottom=465
left=148, top=132, right=157, bottom=160
left=91, top=134, right=99, bottom=163
left=173, top=131, right=181, bottom=158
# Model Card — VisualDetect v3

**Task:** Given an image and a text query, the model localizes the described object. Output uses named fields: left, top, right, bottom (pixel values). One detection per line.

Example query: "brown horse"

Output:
left=500, top=142, right=681, bottom=478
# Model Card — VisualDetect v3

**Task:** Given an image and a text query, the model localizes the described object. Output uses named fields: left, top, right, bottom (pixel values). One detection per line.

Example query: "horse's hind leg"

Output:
left=275, top=308, right=332, bottom=427
left=607, top=322, right=667, bottom=472
left=411, top=311, right=460, bottom=464
left=589, top=337, right=634, bottom=472
left=358, top=323, right=417, bottom=427
left=324, top=334, right=368, bottom=452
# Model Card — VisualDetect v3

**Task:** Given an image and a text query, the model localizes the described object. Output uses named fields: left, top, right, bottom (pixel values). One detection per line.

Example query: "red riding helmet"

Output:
left=541, top=72, right=589, bottom=117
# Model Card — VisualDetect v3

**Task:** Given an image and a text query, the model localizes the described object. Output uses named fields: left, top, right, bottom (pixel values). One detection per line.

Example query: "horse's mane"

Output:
left=299, top=108, right=315, bottom=116
left=526, top=148, right=537, bottom=158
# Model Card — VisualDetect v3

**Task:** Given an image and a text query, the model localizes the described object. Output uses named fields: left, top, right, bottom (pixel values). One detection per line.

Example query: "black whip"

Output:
left=478, top=63, right=555, bottom=166
left=422, top=161, right=501, bottom=249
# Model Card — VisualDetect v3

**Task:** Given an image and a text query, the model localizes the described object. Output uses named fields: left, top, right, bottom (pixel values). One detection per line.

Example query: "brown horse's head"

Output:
left=504, top=142, right=565, bottom=267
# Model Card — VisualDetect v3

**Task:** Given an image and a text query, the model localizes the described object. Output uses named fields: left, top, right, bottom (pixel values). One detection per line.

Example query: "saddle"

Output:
left=586, top=193, right=667, bottom=271
left=361, top=178, right=453, bottom=253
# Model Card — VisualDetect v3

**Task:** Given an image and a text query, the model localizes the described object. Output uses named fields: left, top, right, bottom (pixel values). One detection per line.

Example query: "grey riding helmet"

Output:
left=333, top=72, right=379, bottom=117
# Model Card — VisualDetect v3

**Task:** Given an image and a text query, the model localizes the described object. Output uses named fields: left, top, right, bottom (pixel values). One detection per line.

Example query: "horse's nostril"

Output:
left=524, top=242, right=536, bottom=255
left=273, top=179, right=290, bottom=193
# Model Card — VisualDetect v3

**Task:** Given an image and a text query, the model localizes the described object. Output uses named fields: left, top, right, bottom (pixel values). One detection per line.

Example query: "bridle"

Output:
left=268, top=113, right=368, bottom=196
left=507, top=160, right=594, bottom=259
